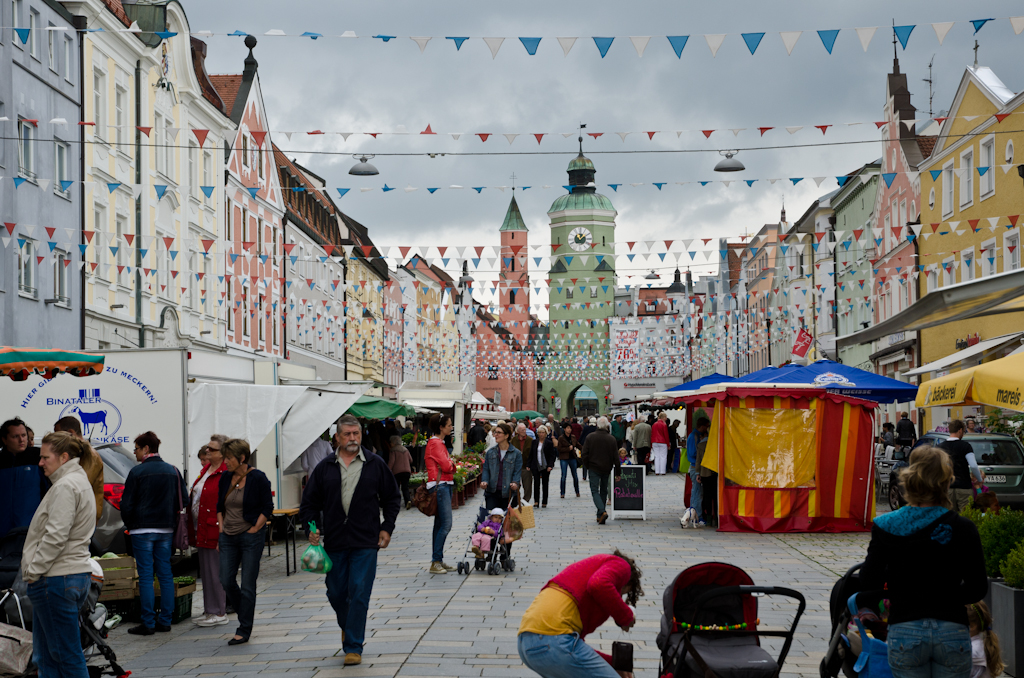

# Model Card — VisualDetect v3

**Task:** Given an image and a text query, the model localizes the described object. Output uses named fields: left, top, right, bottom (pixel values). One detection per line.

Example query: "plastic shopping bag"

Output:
left=301, top=522, right=333, bottom=574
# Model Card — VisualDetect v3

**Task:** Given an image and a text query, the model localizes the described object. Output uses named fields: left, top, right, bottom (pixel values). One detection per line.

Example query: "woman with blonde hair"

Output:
left=861, top=446, right=987, bottom=678
left=21, top=432, right=97, bottom=677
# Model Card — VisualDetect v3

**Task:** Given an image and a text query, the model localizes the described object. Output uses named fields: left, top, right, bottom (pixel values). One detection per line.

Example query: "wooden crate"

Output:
left=98, top=587, right=135, bottom=602
left=141, top=580, right=197, bottom=597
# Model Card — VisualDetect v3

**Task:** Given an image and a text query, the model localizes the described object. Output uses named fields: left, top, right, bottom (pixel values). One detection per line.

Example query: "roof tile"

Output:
left=209, top=75, right=242, bottom=117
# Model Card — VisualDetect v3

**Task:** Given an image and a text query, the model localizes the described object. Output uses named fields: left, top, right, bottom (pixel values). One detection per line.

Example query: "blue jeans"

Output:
left=325, top=548, right=378, bottom=655
left=27, top=573, right=90, bottom=678
left=887, top=620, right=972, bottom=678
left=132, top=532, right=174, bottom=628
left=689, top=468, right=703, bottom=518
left=219, top=528, right=265, bottom=639
left=671, top=447, right=681, bottom=473
left=589, top=472, right=609, bottom=517
left=560, top=458, right=579, bottom=496
left=431, top=483, right=453, bottom=563
left=518, top=632, right=620, bottom=678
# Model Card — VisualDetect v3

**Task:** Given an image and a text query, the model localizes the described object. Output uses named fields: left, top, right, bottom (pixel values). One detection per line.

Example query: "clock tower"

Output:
left=542, top=141, right=616, bottom=417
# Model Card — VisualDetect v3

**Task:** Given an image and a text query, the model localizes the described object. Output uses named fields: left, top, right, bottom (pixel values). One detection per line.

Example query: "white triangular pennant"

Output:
left=1012, top=17, right=1024, bottom=35
left=931, top=22, right=954, bottom=45
left=786, top=126, right=803, bottom=134
left=780, top=31, right=802, bottom=55
left=483, top=37, right=505, bottom=59
left=855, top=27, right=877, bottom=52
left=450, top=133, right=461, bottom=140
left=557, top=37, right=577, bottom=56
left=616, top=132, right=630, bottom=142
left=411, top=36, right=431, bottom=53
left=704, top=34, right=726, bottom=57
left=503, top=134, right=519, bottom=145
left=629, top=36, right=650, bottom=57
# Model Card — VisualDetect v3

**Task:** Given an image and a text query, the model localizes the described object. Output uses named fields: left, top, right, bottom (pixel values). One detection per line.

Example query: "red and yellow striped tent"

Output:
left=0, top=347, right=105, bottom=382
left=677, top=385, right=876, bottom=533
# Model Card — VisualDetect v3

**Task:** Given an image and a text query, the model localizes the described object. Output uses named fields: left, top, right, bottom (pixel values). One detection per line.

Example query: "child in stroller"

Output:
left=455, top=504, right=516, bottom=575
left=471, top=508, right=504, bottom=559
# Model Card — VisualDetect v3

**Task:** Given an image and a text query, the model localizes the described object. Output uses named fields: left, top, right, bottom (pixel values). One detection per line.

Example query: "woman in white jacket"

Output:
left=21, top=431, right=98, bottom=678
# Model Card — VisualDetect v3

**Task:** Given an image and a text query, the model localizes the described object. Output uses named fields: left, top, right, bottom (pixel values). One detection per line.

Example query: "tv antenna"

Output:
left=923, top=54, right=935, bottom=119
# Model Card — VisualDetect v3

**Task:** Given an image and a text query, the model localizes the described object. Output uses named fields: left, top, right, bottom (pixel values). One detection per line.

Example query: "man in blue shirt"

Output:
left=686, top=418, right=711, bottom=526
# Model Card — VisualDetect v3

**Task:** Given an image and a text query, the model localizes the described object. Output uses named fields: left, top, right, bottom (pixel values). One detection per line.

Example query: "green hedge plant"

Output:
left=1003, top=541, right=1024, bottom=589
left=971, top=508, right=1024, bottom=577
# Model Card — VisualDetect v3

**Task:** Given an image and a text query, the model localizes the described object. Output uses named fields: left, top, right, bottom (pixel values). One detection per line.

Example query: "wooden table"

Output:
left=267, top=508, right=300, bottom=576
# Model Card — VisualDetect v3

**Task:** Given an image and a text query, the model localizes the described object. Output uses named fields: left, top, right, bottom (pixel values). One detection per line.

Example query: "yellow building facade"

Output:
left=344, top=253, right=386, bottom=384
left=917, top=65, right=1024, bottom=429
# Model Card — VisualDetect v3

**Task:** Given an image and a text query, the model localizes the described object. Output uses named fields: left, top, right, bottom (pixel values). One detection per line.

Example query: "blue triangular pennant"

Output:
left=929, top=170, right=943, bottom=181
left=971, top=19, right=993, bottom=34
left=228, top=30, right=247, bottom=37
left=201, top=185, right=215, bottom=198
left=894, top=25, right=915, bottom=50
left=14, top=28, right=30, bottom=44
left=745, top=180, right=757, bottom=187
left=593, top=37, right=614, bottom=58
left=817, top=29, right=840, bottom=54
left=427, top=188, right=439, bottom=194
left=383, top=184, right=395, bottom=192
left=60, top=180, right=74, bottom=192
left=245, top=186, right=258, bottom=198
left=336, top=188, right=350, bottom=198
left=155, top=31, right=177, bottom=39
left=790, top=178, right=803, bottom=185
left=607, top=184, right=620, bottom=191
left=107, top=182, right=121, bottom=193
left=79, top=244, right=88, bottom=256
left=977, top=166, right=990, bottom=176
left=301, top=32, right=322, bottom=40
left=666, top=35, right=689, bottom=58
left=519, top=37, right=541, bottom=55
left=562, top=185, right=574, bottom=193
left=472, top=187, right=484, bottom=193
left=653, top=182, right=666, bottom=190
left=446, top=37, right=469, bottom=50
left=836, top=176, right=851, bottom=187
left=373, top=35, right=396, bottom=42
left=155, top=185, right=168, bottom=199
left=881, top=173, right=897, bottom=188
left=13, top=177, right=27, bottom=189
left=741, top=32, right=765, bottom=55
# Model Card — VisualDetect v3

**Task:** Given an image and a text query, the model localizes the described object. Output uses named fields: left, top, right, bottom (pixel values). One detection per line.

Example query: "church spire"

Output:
left=499, top=194, right=528, bottom=231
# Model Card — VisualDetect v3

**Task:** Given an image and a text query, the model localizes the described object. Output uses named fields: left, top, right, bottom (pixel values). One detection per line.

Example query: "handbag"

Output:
left=518, top=489, right=536, bottom=530
left=611, top=641, right=634, bottom=672
left=412, top=483, right=438, bottom=517
left=172, top=476, right=189, bottom=551
left=848, top=594, right=893, bottom=678
left=503, top=492, right=525, bottom=542
left=0, top=590, right=31, bottom=675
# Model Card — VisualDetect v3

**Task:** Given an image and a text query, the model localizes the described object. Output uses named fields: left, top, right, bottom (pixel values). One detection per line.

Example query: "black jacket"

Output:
left=895, top=418, right=917, bottom=443
left=299, top=448, right=401, bottom=551
left=939, top=439, right=975, bottom=489
left=216, top=468, right=274, bottom=527
left=581, top=431, right=622, bottom=476
left=121, top=456, right=187, bottom=530
left=525, top=437, right=558, bottom=472
left=468, top=425, right=487, bottom=446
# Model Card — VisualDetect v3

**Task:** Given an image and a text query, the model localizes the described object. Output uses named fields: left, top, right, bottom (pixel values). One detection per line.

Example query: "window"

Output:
left=92, top=69, right=105, bottom=139
left=242, top=135, right=248, bottom=167
left=241, top=208, right=248, bottom=242
left=1006, top=233, right=1020, bottom=272
left=1007, top=140, right=1015, bottom=165
left=942, top=164, right=954, bottom=217
left=0, top=101, right=5, bottom=167
left=162, top=116, right=174, bottom=177
left=258, top=295, right=265, bottom=342
left=980, top=138, right=995, bottom=197
left=54, top=140, right=68, bottom=195
left=28, top=10, right=36, bottom=58
left=257, top=147, right=263, bottom=180
left=17, top=118, right=35, bottom=178
left=272, top=307, right=279, bottom=346
left=185, top=251, right=195, bottom=307
left=926, top=268, right=937, bottom=294
left=256, top=217, right=262, bottom=253
left=960, top=150, right=974, bottom=207
left=115, top=217, right=128, bottom=285
left=509, top=290, right=516, bottom=305
left=10, top=0, right=22, bottom=45
left=962, top=250, right=975, bottom=282
left=899, top=200, right=906, bottom=230
left=981, top=242, right=996, bottom=278
left=590, top=287, right=598, bottom=298
left=18, top=238, right=36, bottom=296
left=943, top=258, right=955, bottom=287
left=202, top=152, right=212, bottom=205
left=242, top=291, right=249, bottom=336
left=566, top=288, right=574, bottom=299
left=114, top=86, right=126, bottom=148
left=54, top=251, right=70, bottom=303
left=93, top=206, right=107, bottom=278
left=47, top=23, right=55, bottom=70
left=226, top=279, right=234, bottom=330
left=188, top=141, right=197, bottom=195
left=64, top=36, right=72, bottom=81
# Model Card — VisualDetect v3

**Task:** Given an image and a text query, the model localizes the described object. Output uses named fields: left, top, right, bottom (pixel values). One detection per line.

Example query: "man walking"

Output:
left=939, top=419, right=983, bottom=513
left=547, top=414, right=563, bottom=441
left=300, top=414, right=401, bottom=666
left=632, top=415, right=652, bottom=471
left=468, top=419, right=487, bottom=447
left=515, top=423, right=537, bottom=504
left=0, top=417, right=46, bottom=536
left=121, top=431, right=187, bottom=635
left=580, top=417, right=621, bottom=525
left=610, top=414, right=626, bottom=449
left=895, top=412, right=917, bottom=447
left=686, top=418, right=711, bottom=527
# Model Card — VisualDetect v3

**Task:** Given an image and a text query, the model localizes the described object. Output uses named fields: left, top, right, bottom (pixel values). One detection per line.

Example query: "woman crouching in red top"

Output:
left=424, top=413, right=456, bottom=575
left=518, top=551, right=643, bottom=678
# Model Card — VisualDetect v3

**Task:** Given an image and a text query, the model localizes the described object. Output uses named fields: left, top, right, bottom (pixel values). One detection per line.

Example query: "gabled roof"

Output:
left=209, top=75, right=242, bottom=118
left=191, top=38, right=230, bottom=118
left=102, top=0, right=132, bottom=28
left=970, top=66, right=1015, bottom=105
left=917, top=136, right=937, bottom=159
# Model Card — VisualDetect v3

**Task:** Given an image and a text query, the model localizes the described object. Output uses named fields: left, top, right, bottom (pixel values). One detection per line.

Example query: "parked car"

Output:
left=887, top=431, right=1024, bottom=511
left=91, top=443, right=138, bottom=555
left=875, top=443, right=912, bottom=491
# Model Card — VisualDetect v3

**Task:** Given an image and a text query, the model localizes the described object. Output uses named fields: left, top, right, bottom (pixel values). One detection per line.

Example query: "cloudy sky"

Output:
left=187, top=0, right=1022, bottom=294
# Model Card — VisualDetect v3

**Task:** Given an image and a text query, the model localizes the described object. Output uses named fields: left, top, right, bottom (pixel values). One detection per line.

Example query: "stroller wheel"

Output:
left=457, top=562, right=464, bottom=574
left=463, top=561, right=471, bottom=575
left=507, top=559, right=515, bottom=571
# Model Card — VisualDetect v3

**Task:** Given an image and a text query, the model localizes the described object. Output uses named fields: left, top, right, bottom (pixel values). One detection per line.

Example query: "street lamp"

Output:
left=348, top=154, right=379, bottom=176
left=714, top=150, right=745, bottom=172
left=644, top=270, right=660, bottom=280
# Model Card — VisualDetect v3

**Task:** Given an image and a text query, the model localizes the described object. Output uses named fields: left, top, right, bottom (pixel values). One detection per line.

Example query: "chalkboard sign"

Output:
left=611, top=465, right=646, bottom=520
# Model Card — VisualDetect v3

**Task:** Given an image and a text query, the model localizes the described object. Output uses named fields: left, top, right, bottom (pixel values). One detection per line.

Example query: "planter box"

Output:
left=990, top=581, right=1024, bottom=677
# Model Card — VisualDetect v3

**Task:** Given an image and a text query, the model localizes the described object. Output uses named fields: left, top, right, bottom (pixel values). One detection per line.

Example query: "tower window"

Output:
left=510, top=290, right=516, bottom=305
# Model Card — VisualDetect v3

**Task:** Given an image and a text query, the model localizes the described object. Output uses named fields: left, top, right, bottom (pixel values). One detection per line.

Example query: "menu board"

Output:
left=611, top=465, right=646, bottom=520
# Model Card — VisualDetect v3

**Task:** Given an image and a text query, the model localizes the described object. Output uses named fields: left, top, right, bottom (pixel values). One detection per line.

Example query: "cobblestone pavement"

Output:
left=111, top=473, right=870, bottom=678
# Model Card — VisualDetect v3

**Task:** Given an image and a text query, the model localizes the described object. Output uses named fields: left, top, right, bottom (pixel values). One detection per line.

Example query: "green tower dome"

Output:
left=548, top=191, right=615, bottom=212
left=567, top=154, right=595, bottom=172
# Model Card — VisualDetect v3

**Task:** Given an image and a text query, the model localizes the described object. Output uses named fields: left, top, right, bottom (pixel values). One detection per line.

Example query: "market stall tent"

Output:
left=916, top=351, right=1024, bottom=412
left=347, top=395, right=415, bottom=420
left=747, top=360, right=917, bottom=403
left=661, top=373, right=738, bottom=393
left=678, top=384, right=877, bottom=533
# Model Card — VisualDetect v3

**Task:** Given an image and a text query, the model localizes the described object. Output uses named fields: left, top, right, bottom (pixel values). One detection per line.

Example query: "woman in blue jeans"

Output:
left=21, top=432, right=98, bottom=678
left=861, top=446, right=987, bottom=678
left=555, top=430, right=580, bottom=498
left=424, top=414, right=456, bottom=574
left=217, top=439, right=274, bottom=645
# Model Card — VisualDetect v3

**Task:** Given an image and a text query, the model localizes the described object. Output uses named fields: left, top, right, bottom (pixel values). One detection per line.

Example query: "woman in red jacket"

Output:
left=518, top=551, right=642, bottom=678
left=425, top=414, right=456, bottom=575
left=189, top=435, right=228, bottom=626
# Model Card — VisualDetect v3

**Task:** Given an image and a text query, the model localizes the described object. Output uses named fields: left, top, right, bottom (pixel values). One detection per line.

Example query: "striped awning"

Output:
left=0, top=347, right=105, bottom=382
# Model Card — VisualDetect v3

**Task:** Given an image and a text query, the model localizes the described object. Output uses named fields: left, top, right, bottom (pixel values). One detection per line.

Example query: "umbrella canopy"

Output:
left=346, top=395, right=415, bottom=420
left=664, top=373, right=738, bottom=392
left=753, top=360, right=917, bottom=403
left=916, top=352, right=1024, bottom=412
left=510, top=410, right=543, bottom=420
left=0, top=347, right=105, bottom=382
left=734, top=364, right=804, bottom=383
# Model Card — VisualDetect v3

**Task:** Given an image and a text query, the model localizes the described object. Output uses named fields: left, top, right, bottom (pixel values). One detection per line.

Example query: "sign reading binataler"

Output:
left=1, top=349, right=188, bottom=472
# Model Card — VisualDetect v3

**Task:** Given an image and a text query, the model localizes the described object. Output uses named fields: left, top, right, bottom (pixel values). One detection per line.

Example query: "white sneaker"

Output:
left=193, top=614, right=212, bottom=625
left=696, top=521, right=707, bottom=528
left=197, top=615, right=229, bottom=627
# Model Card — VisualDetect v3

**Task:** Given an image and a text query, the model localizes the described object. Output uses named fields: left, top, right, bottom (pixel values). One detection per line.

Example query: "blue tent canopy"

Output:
left=734, top=364, right=804, bottom=383
left=750, top=360, right=917, bottom=403
left=664, top=373, right=738, bottom=392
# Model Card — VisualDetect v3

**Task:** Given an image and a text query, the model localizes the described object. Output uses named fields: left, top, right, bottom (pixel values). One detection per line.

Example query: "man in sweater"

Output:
left=580, top=417, right=621, bottom=524
left=938, top=419, right=983, bottom=513
left=895, top=411, right=917, bottom=447
left=632, top=415, right=652, bottom=470
left=610, top=414, right=626, bottom=448
left=300, top=414, right=402, bottom=666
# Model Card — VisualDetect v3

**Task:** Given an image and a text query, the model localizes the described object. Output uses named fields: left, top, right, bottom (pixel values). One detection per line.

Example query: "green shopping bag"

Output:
left=301, top=522, right=333, bottom=574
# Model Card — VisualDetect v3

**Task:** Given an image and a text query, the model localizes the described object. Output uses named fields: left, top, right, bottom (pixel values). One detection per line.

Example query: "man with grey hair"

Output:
left=300, top=413, right=401, bottom=666
left=547, top=414, right=563, bottom=440
left=581, top=416, right=621, bottom=524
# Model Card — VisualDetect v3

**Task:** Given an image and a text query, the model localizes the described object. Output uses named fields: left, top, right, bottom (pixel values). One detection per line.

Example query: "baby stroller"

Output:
left=820, top=563, right=889, bottom=678
left=454, top=503, right=515, bottom=576
left=1, top=559, right=128, bottom=677
left=657, top=562, right=806, bottom=678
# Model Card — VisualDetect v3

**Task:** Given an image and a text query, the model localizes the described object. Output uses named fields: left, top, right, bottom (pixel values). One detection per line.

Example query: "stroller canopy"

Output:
left=661, top=562, right=759, bottom=634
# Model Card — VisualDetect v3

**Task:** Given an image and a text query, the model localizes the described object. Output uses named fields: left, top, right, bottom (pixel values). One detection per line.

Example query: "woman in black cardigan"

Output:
left=217, top=439, right=274, bottom=645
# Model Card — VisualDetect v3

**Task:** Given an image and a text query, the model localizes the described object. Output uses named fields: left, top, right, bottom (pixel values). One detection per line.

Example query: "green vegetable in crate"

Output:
left=301, top=521, right=333, bottom=574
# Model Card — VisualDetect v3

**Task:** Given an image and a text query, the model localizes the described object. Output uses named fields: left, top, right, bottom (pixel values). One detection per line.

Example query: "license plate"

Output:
left=986, top=475, right=1006, bottom=484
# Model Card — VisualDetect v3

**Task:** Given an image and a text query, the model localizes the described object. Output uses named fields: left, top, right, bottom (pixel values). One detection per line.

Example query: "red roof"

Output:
left=102, top=0, right=132, bottom=28
left=209, top=75, right=242, bottom=116
left=917, top=136, right=937, bottom=159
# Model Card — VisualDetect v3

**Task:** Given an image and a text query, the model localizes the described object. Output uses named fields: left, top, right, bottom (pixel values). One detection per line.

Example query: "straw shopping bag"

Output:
left=516, top=488, right=535, bottom=529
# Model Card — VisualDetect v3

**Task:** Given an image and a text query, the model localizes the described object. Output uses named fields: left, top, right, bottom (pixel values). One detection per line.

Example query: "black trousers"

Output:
left=702, top=472, right=718, bottom=526
left=395, top=472, right=410, bottom=505
left=533, top=469, right=550, bottom=506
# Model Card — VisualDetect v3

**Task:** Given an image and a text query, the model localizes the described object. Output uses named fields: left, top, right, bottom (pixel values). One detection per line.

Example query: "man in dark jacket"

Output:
left=467, top=420, right=487, bottom=447
left=581, top=417, right=622, bottom=525
left=0, top=417, right=48, bottom=536
left=939, top=419, right=982, bottom=513
left=895, top=412, right=917, bottom=446
left=121, top=431, right=187, bottom=636
left=300, top=414, right=401, bottom=666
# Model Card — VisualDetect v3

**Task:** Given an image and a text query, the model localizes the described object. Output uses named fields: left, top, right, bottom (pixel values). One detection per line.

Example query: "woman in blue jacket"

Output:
left=217, top=439, right=274, bottom=645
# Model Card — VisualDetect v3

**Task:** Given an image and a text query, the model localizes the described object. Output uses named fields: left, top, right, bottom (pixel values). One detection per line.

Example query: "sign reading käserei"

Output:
left=613, top=466, right=644, bottom=513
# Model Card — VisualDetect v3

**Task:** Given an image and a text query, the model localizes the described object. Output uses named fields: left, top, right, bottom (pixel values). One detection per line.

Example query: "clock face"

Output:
left=569, top=227, right=593, bottom=252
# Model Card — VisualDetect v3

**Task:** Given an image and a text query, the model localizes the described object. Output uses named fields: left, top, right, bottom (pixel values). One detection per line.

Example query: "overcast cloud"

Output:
left=187, top=0, right=1023, bottom=291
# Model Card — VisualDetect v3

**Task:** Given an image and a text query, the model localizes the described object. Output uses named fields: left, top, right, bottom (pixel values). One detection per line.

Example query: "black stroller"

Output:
left=454, top=504, right=515, bottom=576
left=820, top=562, right=888, bottom=678
left=657, top=562, right=806, bottom=678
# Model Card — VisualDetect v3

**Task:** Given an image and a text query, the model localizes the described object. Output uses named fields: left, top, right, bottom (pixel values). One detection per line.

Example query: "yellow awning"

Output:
left=916, top=352, right=1024, bottom=411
